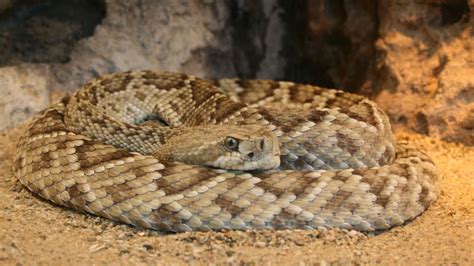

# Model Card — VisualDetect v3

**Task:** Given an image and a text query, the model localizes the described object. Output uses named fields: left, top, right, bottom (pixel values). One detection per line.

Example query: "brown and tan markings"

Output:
left=14, top=70, right=440, bottom=232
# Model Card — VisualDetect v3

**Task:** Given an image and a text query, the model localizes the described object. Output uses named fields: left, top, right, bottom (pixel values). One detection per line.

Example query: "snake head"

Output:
left=154, top=125, right=280, bottom=170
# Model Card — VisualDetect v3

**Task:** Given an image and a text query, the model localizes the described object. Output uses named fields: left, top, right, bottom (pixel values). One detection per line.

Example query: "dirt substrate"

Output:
left=0, top=125, right=472, bottom=265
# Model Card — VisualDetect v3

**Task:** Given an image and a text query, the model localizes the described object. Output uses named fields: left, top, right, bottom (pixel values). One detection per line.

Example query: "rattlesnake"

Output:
left=13, top=70, right=440, bottom=232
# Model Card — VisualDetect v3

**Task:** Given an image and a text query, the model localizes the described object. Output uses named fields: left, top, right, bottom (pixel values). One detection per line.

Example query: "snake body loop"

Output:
left=13, top=70, right=440, bottom=232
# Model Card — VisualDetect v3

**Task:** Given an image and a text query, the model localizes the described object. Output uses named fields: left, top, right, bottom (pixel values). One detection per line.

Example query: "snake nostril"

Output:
left=247, top=152, right=254, bottom=159
left=260, top=139, right=264, bottom=150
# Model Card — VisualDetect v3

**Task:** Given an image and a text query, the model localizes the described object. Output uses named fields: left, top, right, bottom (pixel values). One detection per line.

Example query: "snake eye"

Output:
left=224, top=137, right=239, bottom=150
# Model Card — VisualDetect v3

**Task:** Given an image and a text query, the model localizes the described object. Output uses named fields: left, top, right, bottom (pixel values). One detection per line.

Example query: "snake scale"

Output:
left=13, top=70, right=440, bottom=232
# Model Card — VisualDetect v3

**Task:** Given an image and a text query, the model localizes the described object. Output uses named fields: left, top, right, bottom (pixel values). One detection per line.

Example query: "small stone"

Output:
left=117, top=232, right=127, bottom=240
left=142, top=243, right=154, bottom=252
left=294, top=239, right=305, bottom=246
left=89, top=244, right=107, bottom=253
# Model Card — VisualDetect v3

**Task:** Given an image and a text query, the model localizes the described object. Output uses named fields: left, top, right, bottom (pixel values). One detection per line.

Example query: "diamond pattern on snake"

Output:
left=13, top=70, right=440, bottom=232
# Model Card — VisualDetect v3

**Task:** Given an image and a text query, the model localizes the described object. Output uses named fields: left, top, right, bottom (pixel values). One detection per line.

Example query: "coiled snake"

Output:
left=13, top=70, right=440, bottom=232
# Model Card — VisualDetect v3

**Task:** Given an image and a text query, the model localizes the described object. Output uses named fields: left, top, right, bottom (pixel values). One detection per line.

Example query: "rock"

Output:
left=51, top=0, right=287, bottom=91
left=51, top=0, right=241, bottom=92
left=0, top=64, right=50, bottom=131
left=0, top=0, right=288, bottom=130
left=374, top=0, right=474, bottom=146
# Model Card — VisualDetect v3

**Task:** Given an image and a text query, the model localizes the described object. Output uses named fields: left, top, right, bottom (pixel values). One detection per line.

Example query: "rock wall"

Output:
left=0, top=64, right=50, bottom=130
left=0, top=0, right=472, bottom=145
left=374, top=0, right=474, bottom=145
left=0, top=0, right=286, bottom=132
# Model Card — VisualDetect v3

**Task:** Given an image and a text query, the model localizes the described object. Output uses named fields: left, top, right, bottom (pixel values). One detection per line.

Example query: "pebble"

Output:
left=89, top=244, right=107, bottom=253
left=142, top=243, right=154, bottom=252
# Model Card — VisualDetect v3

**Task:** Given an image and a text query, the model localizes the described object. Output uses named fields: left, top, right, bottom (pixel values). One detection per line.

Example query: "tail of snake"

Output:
left=13, top=70, right=440, bottom=232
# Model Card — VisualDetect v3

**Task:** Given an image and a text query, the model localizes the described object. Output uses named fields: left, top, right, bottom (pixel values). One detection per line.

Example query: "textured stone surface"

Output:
left=374, top=0, right=474, bottom=145
left=0, top=64, right=50, bottom=131
left=0, top=0, right=286, bottom=129
left=50, top=0, right=286, bottom=92
left=51, top=0, right=235, bottom=91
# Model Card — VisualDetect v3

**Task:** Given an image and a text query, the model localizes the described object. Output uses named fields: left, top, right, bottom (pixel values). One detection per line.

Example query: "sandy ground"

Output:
left=0, top=124, right=473, bottom=265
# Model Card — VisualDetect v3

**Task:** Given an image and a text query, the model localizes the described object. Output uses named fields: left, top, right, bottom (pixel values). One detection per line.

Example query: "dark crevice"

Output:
left=229, top=0, right=268, bottom=78
left=416, top=112, right=430, bottom=135
left=432, top=55, right=449, bottom=77
left=441, top=0, right=470, bottom=26
left=279, top=0, right=378, bottom=93
left=0, top=0, right=106, bottom=66
left=279, top=0, right=318, bottom=85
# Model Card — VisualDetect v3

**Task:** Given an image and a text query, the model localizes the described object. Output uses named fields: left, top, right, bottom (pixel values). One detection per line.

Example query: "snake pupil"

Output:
left=225, top=137, right=239, bottom=150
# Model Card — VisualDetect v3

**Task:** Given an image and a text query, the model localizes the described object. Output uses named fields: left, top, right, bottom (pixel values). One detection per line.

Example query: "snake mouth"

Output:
left=257, top=153, right=281, bottom=170
left=236, top=135, right=281, bottom=170
left=213, top=151, right=280, bottom=171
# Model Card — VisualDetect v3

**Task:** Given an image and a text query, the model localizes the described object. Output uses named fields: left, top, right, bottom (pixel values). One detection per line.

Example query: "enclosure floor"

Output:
left=1, top=124, right=472, bottom=265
